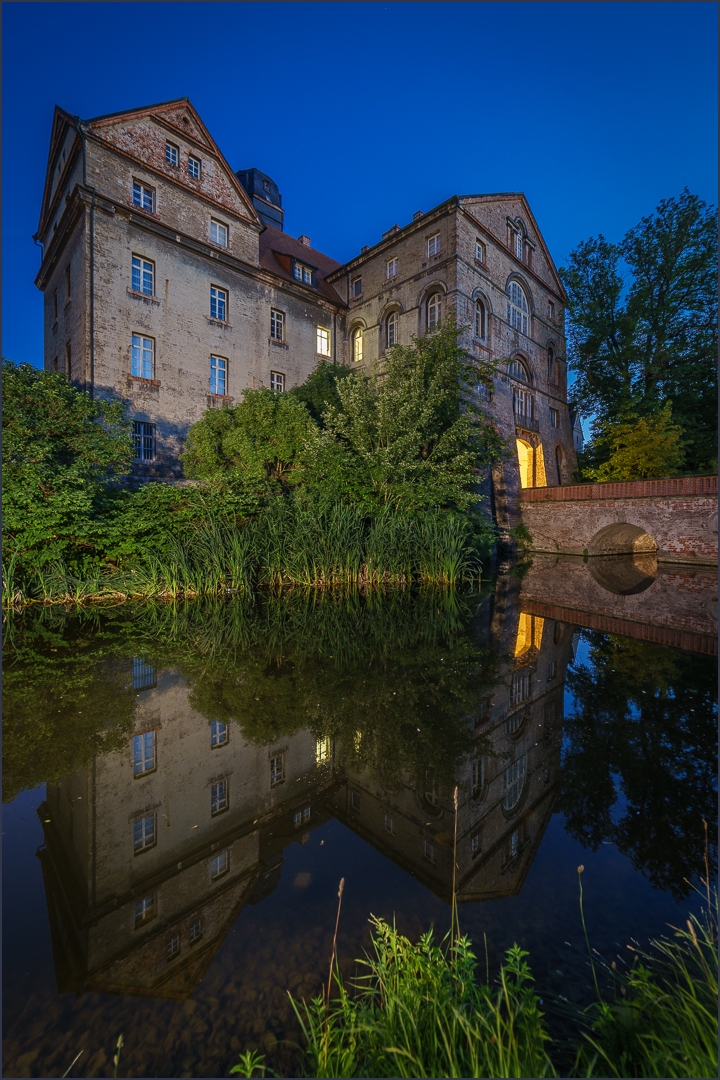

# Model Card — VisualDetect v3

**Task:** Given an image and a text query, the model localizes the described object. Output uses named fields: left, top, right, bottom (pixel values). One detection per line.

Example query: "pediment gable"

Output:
left=37, top=106, right=81, bottom=236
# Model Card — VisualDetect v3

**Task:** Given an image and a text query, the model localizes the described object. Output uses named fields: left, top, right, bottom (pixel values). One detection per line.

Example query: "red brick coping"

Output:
left=520, top=475, right=718, bottom=502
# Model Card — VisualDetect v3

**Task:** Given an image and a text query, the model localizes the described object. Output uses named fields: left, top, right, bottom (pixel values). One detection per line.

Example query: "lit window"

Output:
left=427, top=293, right=442, bottom=329
left=426, top=234, right=441, bottom=258
left=316, top=326, right=331, bottom=356
left=133, top=421, right=155, bottom=462
left=210, top=219, right=228, bottom=247
left=508, top=357, right=530, bottom=383
left=550, top=408, right=559, bottom=428
left=167, top=935, right=180, bottom=960
left=211, top=850, right=229, bottom=880
left=475, top=239, right=485, bottom=262
left=133, top=812, right=156, bottom=853
left=423, top=839, right=436, bottom=863
left=131, top=256, right=154, bottom=296
left=474, top=299, right=486, bottom=339
left=316, top=737, right=332, bottom=764
left=189, top=919, right=202, bottom=944
left=132, top=657, right=155, bottom=690
left=270, top=309, right=285, bottom=341
left=471, top=757, right=486, bottom=799
left=131, top=333, right=154, bottom=379
left=352, top=276, right=362, bottom=297
left=211, top=780, right=228, bottom=815
left=503, top=756, right=527, bottom=812
left=132, top=181, right=154, bottom=212
left=210, top=286, right=227, bottom=321
left=351, top=327, right=363, bottom=363
left=210, top=355, right=227, bottom=396
left=386, top=257, right=398, bottom=279
left=384, top=813, right=394, bottom=834
left=386, top=311, right=398, bottom=348
left=471, top=831, right=482, bottom=857
left=165, top=143, right=179, bottom=166
left=134, top=895, right=156, bottom=927
left=507, top=281, right=529, bottom=334
left=210, top=720, right=228, bottom=748
left=270, top=371, right=285, bottom=392
left=270, top=754, right=285, bottom=786
left=293, top=262, right=314, bottom=285
left=510, top=670, right=531, bottom=705
left=188, top=156, right=201, bottom=180
left=133, top=731, right=156, bottom=776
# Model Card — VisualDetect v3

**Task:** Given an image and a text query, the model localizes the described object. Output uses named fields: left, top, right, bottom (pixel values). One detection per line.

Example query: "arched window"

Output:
left=503, top=754, right=527, bottom=812
left=508, top=356, right=530, bottom=383
left=427, top=293, right=442, bottom=329
left=386, top=311, right=398, bottom=348
left=474, top=298, right=486, bottom=339
left=351, top=326, right=363, bottom=363
left=546, top=344, right=555, bottom=381
left=507, top=280, right=529, bottom=334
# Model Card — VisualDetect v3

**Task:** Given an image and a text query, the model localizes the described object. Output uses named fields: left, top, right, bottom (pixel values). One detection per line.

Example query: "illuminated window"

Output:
left=210, top=720, right=228, bottom=748
left=503, top=755, right=527, bottom=812
left=386, top=311, right=398, bottom=347
left=316, top=326, right=331, bottom=356
left=386, top=257, right=398, bottom=279
left=211, top=851, right=229, bottom=880
left=427, top=293, right=442, bottom=329
left=167, top=935, right=180, bottom=960
left=131, top=256, right=154, bottom=296
left=133, top=812, right=156, bottom=853
left=474, top=299, right=486, bottom=339
left=133, top=421, right=155, bottom=462
left=132, top=180, right=154, bottom=212
left=133, top=731, right=156, bottom=776
left=270, top=371, right=285, bottom=392
left=210, top=356, right=227, bottom=396
left=210, top=286, right=227, bottom=321
left=351, top=326, right=363, bottom=363
left=507, top=281, right=529, bottom=334
left=211, top=780, right=228, bottom=816
left=511, top=669, right=531, bottom=705
left=188, top=156, right=201, bottom=180
left=475, top=239, right=485, bottom=262
left=426, top=234, right=441, bottom=257
left=515, top=613, right=544, bottom=656
left=210, top=219, right=228, bottom=247
left=165, top=143, right=179, bottom=166
left=134, top=894, right=156, bottom=927
left=131, top=334, right=154, bottom=379
left=352, top=276, right=363, bottom=297
left=316, top=736, right=332, bottom=764
left=270, top=754, right=285, bottom=787
left=270, top=309, right=285, bottom=340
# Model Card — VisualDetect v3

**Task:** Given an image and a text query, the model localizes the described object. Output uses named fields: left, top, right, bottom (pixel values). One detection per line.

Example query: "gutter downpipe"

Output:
left=76, top=118, right=95, bottom=398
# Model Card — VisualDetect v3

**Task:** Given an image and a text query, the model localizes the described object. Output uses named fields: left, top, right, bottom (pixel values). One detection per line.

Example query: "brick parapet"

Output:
left=520, top=474, right=718, bottom=502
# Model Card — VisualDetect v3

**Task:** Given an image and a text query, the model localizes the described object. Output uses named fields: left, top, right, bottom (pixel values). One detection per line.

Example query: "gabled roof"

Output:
left=36, top=106, right=82, bottom=237
left=259, top=229, right=345, bottom=306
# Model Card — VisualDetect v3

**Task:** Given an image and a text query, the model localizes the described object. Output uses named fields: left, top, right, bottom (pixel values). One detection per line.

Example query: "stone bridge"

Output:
left=519, top=475, right=718, bottom=566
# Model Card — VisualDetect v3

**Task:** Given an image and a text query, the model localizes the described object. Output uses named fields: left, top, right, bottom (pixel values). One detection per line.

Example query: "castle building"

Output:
left=35, top=97, right=576, bottom=508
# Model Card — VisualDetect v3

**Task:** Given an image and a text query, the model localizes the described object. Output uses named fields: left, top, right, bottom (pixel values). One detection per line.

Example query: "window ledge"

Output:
left=350, top=295, right=364, bottom=302
left=269, top=338, right=289, bottom=349
left=207, top=317, right=232, bottom=328
left=127, top=288, right=161, bottom=305
left=474, top=258, right=487, bottom=268
left=316, top=353, right=332, bottom=360
left=128, top=375, right=160, bottom=390
left=207, top=393, right=234, bottom=408
left=129, top=202, right=160, bottom=219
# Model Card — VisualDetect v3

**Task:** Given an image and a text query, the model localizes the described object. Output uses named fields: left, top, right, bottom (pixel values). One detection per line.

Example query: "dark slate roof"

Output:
left=259, top=229, right=345, bottom=307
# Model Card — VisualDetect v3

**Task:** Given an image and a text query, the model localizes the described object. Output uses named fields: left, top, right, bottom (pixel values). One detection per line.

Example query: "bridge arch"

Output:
left=588, top=522, right=657, bottom=556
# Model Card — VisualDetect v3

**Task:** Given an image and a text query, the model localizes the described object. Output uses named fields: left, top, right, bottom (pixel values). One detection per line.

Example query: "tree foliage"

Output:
left=560, top=189, right=718, bottom=473
left=580, top=403, right=685, bottom=481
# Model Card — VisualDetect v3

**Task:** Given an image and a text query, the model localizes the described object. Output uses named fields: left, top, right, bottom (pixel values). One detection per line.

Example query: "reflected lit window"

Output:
left=515, top=614, right=544, bottom=656
left=211, top=851, right=229, bottom=880
left=503, top=756, right=527, bottom=812
left=167, top=934, right=180, bottom=960
left=133, top=656, right=155, bottom=690
left=131, top=334, right=154, bottom=380
left=133, top=812, right=156, bottom=853
left=293, top=806, right=311, bottom=828
left=210, top=356, right=227, bottom=396
left=134, top=894, right=156, bottom=927
left=316, top=736, right=332, bottom=764
left=189, top=918, right=202, bottom=943
left=270, top=754, right=285, bottom=787
left=211, top=780, right=228, bottom=816
left=210, top=720, right=228, bottom=748
left=133, top=731, right=156, bottom=776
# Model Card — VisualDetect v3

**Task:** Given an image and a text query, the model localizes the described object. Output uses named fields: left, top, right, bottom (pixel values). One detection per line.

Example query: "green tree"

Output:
left=288, top=357, right=355, bottom=426
left=561, top=189, right=718, bottom=473
left=582, top=403, right=685, bottom=481
left=1, top=360, right=133, bottom=573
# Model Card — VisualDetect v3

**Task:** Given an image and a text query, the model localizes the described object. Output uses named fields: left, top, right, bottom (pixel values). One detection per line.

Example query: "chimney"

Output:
left=382, top=224, right=401, bottom=240
left=298, top=234, right=311, bottom=247
left=360, top=245, right=369, bottom=253
left=413, top=211, right=423, bottom=221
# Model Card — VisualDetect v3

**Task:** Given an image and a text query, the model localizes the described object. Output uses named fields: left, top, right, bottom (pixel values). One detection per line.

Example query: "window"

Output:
left=211, top=780, right=228, bottom=815
left=426, top=234, right=441, bottom=257
left=316, top=737, right=332, bottom=764
left=293, top=261, right=314, bottom=285
left=211, top=850, right=229, bottom=880
left=270, top=754, right=285, bottom=786
left=189, top=919, right=203, bottom=944
left=474, top=299, right=486, bottom=339
left=511, top=670, right=531, bottom=705
left=427, top=293, right=442, bottom=329
left=550, top=408, right=559, bottom=428
left=294, top=807, right=311, bottom=827
left=423, top=839, right=436, bottom=863
left=352, top=276, right=363, bottom=298
left=131, top=256, right=154, bottom=296
left=53, top=290, right=58, bottom=319
left=384, top=813, right=395, bottom=834
left=513, top=387, right=534, bottom=420
left=475, top=239, right=485, bottom=263
left=165, top=143, right=179, bottom=167
left=515, top=230, right=523, bottom=260
left=504, top=711, right=524, bottom=736
left=508, top=356, right=530, bottom=383
left=351, top=326, right=363, bottom=363
left=270, top=309, right=285, bottom=341
left=350, top=790, right=360, bottom=810
left=507, top=281, right=529, bottom=334
left=548, top=660, right=558, bottom=680
left=132, top=181, right=154, bottom=212
left=503, top=755, right=527, bottom=812
left=133, top=731, right=156, bottom=776
left=210, top=286, right=227, bottom=321
left=546, top=346, right=556, bottom=381
left=65, top=264, right=71, bottom=300
left=133, top=812, right=156, bottom=853
left=210, top=219, right=228, bottom=247
left=134, top=895, right=156, bottom=927
left=386, top=257, right=398, bottom=279
left=167, top=935, right=180, bottom=960
left=53, top=357, right=58, bottom=372
left=133, top=421, right=156, bottom=462
left=270, top=371, right=285, bottom=392
left=132, top=656, right=155, bottom=690
left=316, top=326, right=331, bottom=356
left=477, top=381, right=493, bottom=403
left=471, top=831, right=482, bottom=857
left=386, top=311, right=398, bottom=348
left=263, top=179, right=271, bottom=192
left=547, top=300, right=555, bottom=320
left=471, top=757, right=486, bottom=799
left=131, top=334, right=154, bottom=379
left=210, top=355, right=227, bottom=396
left=210, top=720, right=228, bottom=748
left=188, top=156, right=201, bottom=180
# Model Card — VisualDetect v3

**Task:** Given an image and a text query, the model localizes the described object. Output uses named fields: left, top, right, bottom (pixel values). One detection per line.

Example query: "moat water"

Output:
left=2, top=558, right=717, bottom=1078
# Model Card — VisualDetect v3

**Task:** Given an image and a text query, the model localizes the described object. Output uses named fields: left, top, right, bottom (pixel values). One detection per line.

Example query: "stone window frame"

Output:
left=132, top=179, right=155, bottom=213
left=210, top=285, right=228, bottom=322
left=350, top=322, right=365, bottom=363
left=188, top=155, right=201, bottom=180
left=270, top=308, right=285, bottom=342
left=210, top=218, right=229, bottom=248
left=210, top=355, right=228, bottom=396
left=386, top=256, right=398, bottom=280
left=131, top=254, right=155, bottom=297
left=550, top=407, right=560, bottom=429
left=165, top=142, right=179, bottom=167
left=132, top=420, right=156, bottom=463
left=270, top=370, right=285, bottom=392
left=426, top=233, right=441, bottom=258
left=131, top=332, right=155, bottom=380
left=316, top=325, right=331, bottom=357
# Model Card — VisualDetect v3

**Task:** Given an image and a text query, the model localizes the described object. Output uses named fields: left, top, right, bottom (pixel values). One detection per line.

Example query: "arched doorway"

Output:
left=516, top=438, right=534, bottom=488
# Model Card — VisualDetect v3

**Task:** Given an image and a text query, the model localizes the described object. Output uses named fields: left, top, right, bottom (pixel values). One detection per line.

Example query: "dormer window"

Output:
left=352, top=276, right=363, bottom=298
left=165, top=143, right=179, bottom=167
left=293, top=261, right=314, bottom=286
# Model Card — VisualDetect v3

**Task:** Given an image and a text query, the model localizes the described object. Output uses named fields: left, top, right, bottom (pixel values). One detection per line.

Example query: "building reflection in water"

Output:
left=37, top=584, right=574, bottom=1001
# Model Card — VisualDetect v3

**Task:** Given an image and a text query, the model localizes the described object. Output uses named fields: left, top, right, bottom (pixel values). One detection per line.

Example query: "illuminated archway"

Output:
left=516, top=438, right=533, bottom=488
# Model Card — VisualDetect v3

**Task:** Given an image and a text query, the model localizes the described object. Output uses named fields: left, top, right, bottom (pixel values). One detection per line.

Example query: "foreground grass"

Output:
left=231, top=892, right=718, bottom=1079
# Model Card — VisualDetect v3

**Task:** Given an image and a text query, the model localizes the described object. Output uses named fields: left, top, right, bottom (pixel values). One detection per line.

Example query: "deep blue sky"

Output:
left=2, top=1, right=717, bottom=369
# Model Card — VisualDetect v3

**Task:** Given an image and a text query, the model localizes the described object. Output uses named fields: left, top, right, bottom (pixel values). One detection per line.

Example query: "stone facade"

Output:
left=35, top=97, right=575, bottom=508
